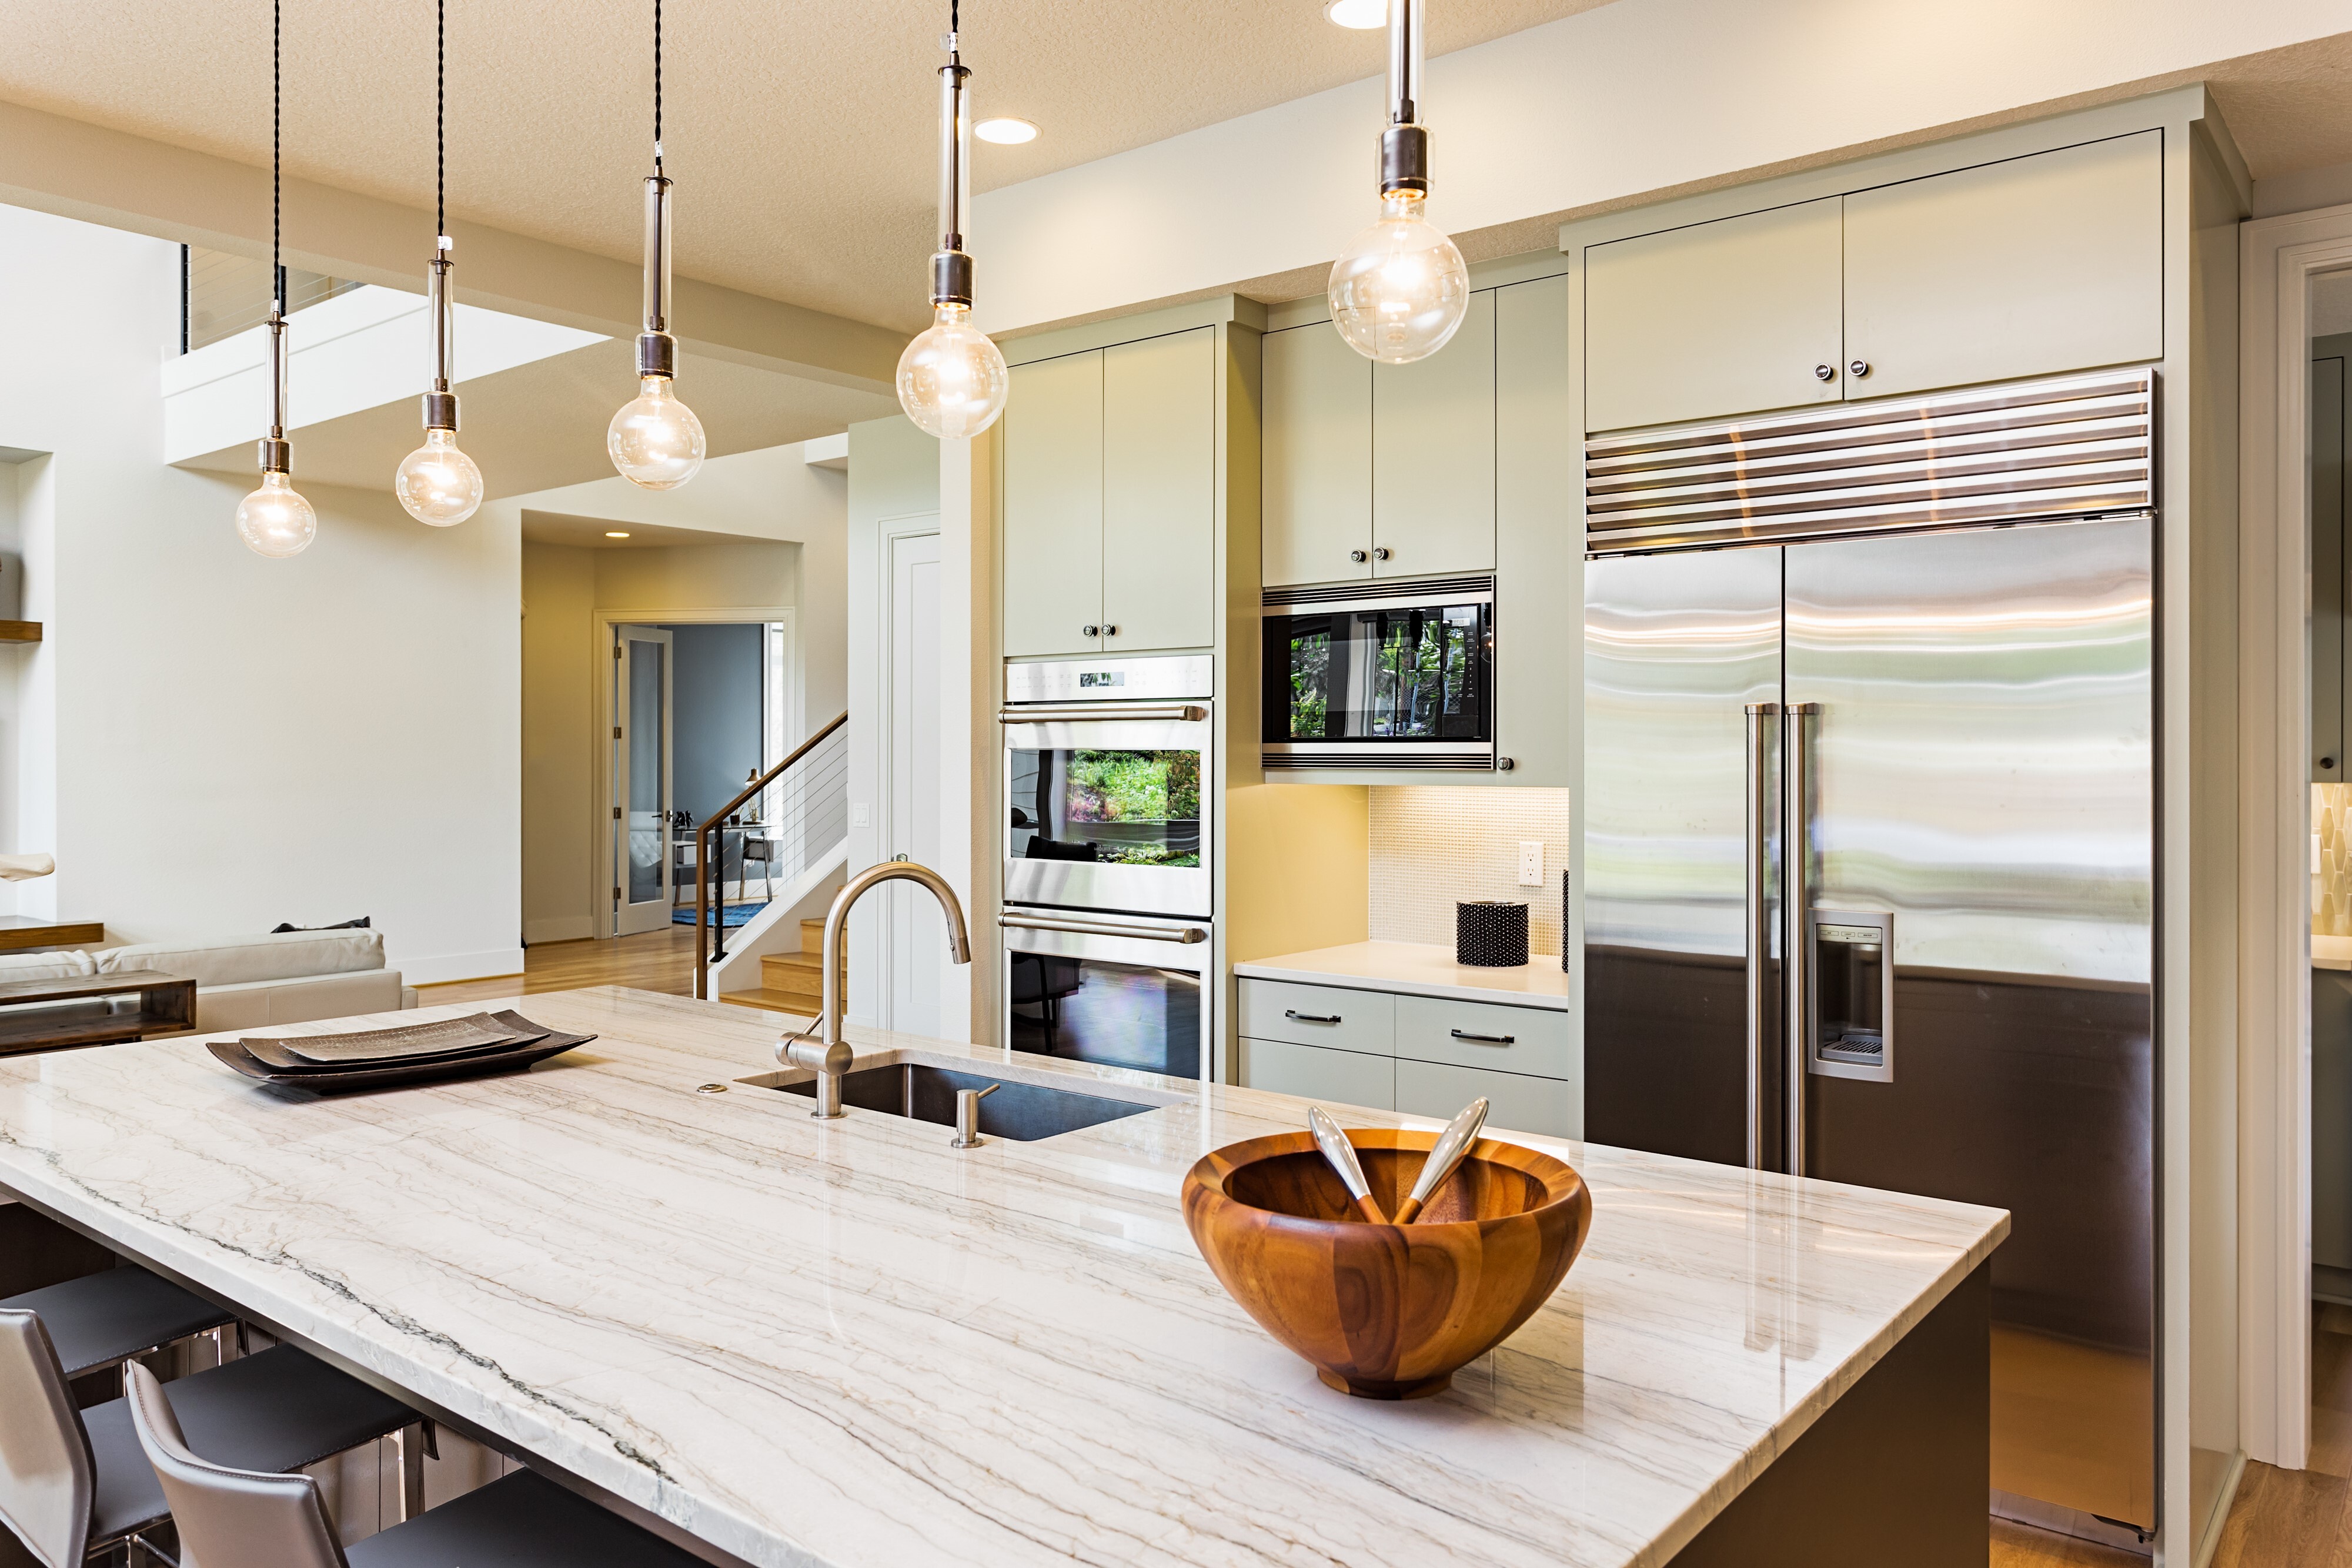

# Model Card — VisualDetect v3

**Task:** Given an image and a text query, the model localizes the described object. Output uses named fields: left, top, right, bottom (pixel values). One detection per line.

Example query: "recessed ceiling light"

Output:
left=605, top=530, right=630, bottom=539
left=975, top=117, right=1038, bottom=145
left=1324, top=0, right=1385, bottom=28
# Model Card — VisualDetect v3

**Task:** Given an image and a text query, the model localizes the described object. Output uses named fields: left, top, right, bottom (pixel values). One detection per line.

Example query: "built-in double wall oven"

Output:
left=999, top=655, right=1213, bottom=1084
left=1261, top=574, right=1495, bottom=770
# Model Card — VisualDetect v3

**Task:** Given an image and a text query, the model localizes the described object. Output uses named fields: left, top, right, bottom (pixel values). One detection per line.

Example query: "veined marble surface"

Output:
left=0, top=988, right=2004, bottom=1568
left=1237, top=940, right=1575, bottom=1010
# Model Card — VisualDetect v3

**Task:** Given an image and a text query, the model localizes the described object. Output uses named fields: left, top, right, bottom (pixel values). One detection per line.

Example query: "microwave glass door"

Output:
left=1264, top=602, right=1492, bottom=743
left=1009, top=747, right=1202, bottom=868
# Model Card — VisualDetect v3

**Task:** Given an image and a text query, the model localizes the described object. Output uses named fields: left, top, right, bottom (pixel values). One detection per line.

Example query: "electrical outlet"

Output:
left=1517, top=840, right=1545, bottom=887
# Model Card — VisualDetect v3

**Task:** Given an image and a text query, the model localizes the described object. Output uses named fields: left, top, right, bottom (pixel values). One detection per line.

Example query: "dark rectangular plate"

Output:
left=244, top=1012, right=544, bottom=1071
left=210, top=1013, right=594, bottom=1094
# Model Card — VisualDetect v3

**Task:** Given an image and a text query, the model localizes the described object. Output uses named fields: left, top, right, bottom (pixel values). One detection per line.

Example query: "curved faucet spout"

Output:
left=777, top=858, right=973, bottom=1117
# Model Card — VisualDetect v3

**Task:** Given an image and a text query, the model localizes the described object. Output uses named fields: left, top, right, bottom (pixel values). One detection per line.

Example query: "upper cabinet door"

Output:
left=1002, top=350, right=1104, bottom=659
left=1584, top=197, right=1843, bottom=433
left=1263, top=323, right=1373, bottom=589
left=1842, top=133, right=2163, bottom=401
left=1101, top=327, right=1217, bottom=653
left=1373, top=289, right=1496, bottom=577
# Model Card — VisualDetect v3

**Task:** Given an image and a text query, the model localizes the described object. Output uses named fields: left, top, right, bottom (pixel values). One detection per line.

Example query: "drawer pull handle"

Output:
left=1285, top=1009, right=1342, bottom=1024
left=1450, top=1028, right=1516, bottom=1045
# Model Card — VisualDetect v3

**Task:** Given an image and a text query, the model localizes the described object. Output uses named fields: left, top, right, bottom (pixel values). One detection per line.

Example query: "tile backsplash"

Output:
left=1367, top=787, right=1574, bottom=957
left=2319, top=784, right=2352, bottom=937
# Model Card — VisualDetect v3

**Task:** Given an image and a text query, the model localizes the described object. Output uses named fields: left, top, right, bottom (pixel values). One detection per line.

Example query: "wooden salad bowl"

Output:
left=1181, top=1126, right=1592, bottom=1400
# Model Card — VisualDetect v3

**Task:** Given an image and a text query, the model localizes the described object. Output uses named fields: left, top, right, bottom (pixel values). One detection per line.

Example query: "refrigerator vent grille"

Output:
left=1262, top=573, right=1495, bottom=607
left=1583, top=367, right=2154, bottom=555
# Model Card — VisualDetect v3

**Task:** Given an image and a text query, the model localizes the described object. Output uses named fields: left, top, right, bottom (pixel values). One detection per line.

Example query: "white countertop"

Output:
left=1236, top=940, right=1575, bottom=1010
left=2317, top=934, right=2352, bottom=971
left=0, top=988, right=2005, bottom=1568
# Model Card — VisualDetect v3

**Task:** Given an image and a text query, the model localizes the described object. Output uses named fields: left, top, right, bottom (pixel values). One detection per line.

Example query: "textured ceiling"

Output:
left=0, top=0, right=1611, bottom=332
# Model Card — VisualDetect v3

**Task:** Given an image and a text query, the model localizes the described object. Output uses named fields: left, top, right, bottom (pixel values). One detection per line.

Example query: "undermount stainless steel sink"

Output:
left=751, top=1062, right=1157, bottom=1142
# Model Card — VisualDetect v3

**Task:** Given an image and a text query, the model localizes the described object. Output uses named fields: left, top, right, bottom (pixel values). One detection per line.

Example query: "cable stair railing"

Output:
left=691, top=710, right=848, bottom=1001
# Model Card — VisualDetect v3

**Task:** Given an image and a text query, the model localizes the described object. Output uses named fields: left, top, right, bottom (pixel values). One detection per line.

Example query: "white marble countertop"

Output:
left=0, top=988, right=2005, bottom=1568
left=2316, top=934, right=2352, bottom=971
left=1236, top=940, right=1575, bottom=1010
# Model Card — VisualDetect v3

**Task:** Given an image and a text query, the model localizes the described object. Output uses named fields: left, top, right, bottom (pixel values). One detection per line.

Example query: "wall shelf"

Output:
left=0, top=622, right=39, bottom=643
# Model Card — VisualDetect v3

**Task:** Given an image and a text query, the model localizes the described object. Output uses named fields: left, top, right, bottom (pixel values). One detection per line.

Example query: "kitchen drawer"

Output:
left=1238, top=1037, right=1395, bottom=1111
left=1237, top=979, right=1394, bottom=1055
left=1394, top=994, right=1572, bottom=1078
left=1396, top=1058, right=1576, bottom=1140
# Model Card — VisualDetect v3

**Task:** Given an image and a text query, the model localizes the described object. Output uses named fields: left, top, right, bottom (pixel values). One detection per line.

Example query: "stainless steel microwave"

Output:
left=1260, top=575, right=1494, bottom=770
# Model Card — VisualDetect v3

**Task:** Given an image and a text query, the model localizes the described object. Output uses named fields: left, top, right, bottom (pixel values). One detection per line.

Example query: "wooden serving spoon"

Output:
left=1308, top=1105, right=1390, bottom=1223
left=1390, top=1097, right=1491, bottom=1224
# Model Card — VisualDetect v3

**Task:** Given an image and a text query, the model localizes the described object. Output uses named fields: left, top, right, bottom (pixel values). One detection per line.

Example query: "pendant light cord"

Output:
left=653, top=0, right=662, bottom=171
left=272, top=0, right=281, bottom=309
left=436, top=0, right=445, bottom=238
left=949, top=0, right=960, bottom=61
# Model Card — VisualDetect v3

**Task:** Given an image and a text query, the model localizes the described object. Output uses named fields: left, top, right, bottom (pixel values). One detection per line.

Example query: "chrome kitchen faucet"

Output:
left=776, top=860, right=973, bottom=1116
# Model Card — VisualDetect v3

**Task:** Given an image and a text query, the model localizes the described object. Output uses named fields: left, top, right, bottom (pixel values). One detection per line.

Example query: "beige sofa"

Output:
left=84, top=928, right=420, bottom=1032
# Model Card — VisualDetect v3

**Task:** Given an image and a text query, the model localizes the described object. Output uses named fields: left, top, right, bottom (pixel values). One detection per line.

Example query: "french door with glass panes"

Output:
left=613, top=626, right=675, bottom=936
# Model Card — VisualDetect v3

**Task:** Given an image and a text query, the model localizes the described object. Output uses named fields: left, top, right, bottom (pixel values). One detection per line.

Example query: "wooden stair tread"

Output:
left=716, top=989, right=817, bottom=1021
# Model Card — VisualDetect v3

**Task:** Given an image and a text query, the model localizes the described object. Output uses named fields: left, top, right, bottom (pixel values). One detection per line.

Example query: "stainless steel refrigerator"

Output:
left=1582, top=369, right=2157, bottom=1535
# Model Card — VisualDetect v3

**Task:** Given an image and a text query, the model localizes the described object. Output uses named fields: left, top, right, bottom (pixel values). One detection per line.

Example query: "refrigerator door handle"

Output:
left=1782, top=702, right=1820, bottom=1177
left=1743, top=702, right=1779, bottom=1171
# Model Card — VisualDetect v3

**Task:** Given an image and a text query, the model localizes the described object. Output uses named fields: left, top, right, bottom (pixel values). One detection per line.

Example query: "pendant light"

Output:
left=609, top=0, right=707, bottom=489
left=895, top=0, right=1009, bottom=441
left=1327, top=0, right=1469, bottom=364
left=395, top=0, right=485, bottom=526
left=235, top=0, right=319, bottom=559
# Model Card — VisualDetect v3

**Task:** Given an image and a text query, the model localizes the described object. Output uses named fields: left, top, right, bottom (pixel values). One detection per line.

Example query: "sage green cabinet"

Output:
left=1842, top=131, right=2162, bottom=400
left=1582, top=132, right=2164, bottom=433
left=1261, top=293, right=1496, bottom=590
left=1262, top=322, right=1372, bottom=589
left=1001, top=327, right=1215, bottom=657
left=1373, top=289, right=1496, bottom=580
left=1585, top=196, right=1845, bottom=434
left=1003, top=351, right=1105, bottom=658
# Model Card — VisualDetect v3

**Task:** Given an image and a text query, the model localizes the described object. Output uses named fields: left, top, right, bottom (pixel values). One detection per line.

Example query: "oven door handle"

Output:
left=997, top=705, right=1208, bottom=724
left=999, top=914, right=1210, bottom=945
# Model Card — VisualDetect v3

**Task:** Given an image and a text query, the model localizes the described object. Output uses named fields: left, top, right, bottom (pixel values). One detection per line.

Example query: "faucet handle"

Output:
left=780, top=1032, right=853, bottom=1077
left=951, top=1082, right=1001, bottom=1148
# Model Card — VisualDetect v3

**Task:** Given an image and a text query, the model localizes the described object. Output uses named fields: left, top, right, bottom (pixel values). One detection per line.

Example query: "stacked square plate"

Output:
left=209, top=1009, right=594, bottom=1093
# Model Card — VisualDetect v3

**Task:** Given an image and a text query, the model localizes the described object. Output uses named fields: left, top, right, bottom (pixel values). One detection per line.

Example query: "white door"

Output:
left=613, top=626, right=675, bottom=937
left=884, top=533, right=944, bottom=1035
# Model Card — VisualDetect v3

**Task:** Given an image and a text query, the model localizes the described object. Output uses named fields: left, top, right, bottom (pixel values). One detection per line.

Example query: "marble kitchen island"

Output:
left=0, top=987, right=2007, bottom=1567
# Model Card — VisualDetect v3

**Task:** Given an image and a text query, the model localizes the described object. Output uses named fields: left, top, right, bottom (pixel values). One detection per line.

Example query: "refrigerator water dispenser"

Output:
left=1810, top=910, right=1893, bottom=1082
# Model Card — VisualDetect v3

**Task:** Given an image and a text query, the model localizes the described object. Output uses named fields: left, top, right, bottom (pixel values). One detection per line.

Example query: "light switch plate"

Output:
left=852, top=803, right=870, bottom=829
left=1517, top=840, right=1545, bottom=887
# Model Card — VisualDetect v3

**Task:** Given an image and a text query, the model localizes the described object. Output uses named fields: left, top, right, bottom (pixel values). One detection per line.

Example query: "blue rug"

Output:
left=673, top=902, right=767, bottom=929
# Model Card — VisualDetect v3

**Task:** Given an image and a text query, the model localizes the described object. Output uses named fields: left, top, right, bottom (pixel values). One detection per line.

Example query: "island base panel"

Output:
left=1669, top=1261, right=1990, bottom=1567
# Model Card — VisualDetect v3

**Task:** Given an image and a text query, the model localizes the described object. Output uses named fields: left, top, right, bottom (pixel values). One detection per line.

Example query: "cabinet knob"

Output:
left=1813, top=364, right=1836, bottom=383
left=1849, top=359, right=1871, bottom=379
left=2327, top=756, right=2339, bottom=770
left=1082, top=624, right=1100, bottom=637
left=1101, top=624, right=1119, bottom=637
left=1349, top=549, right=1368, bottom=563
left=1372, top=546, right=1392, bottom=561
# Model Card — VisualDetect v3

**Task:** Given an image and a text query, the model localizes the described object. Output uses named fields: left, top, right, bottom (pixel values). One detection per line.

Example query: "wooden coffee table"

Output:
left=0, top=970, right=196, bottom=1059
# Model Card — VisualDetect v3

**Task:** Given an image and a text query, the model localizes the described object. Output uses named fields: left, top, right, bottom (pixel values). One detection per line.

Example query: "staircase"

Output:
left=717, top=919, right=842, bottom=1021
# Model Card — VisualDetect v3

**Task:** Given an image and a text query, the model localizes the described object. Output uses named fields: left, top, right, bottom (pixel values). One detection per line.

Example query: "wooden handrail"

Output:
left=693, top=710, right=848, bottom=1000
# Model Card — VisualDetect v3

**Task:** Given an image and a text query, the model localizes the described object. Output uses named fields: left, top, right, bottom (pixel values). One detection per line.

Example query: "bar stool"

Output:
left=0, top=1265, right=238, bottom=1389
left=124, top=1363, right=710, bottom=1567
left=1, top=1309, right=422, bottom=1566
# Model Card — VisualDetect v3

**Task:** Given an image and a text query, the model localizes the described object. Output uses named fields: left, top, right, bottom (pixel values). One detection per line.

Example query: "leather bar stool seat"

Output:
left=125, top=1363, right=710, bottom=1568
left=0, top=1266, right=236, bottom=1380
left=1, top=1310, right=417, bottom=1565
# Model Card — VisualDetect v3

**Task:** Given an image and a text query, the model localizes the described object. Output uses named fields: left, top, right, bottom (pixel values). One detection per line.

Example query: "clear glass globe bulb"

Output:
left=235, top=470, right=319, bottom=558
left=896, top=304, right=1010, bottom=440
left=1328, top=190, right=1472, bottom=365
left=395, top=427, right=485, bottom=526
left=608, top=374, right=707, bottom=490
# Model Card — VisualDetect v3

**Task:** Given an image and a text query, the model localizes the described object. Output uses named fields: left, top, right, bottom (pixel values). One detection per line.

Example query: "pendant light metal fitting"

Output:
left=258, top=309, right=291, bottom=474
left=422, top=238, right=459, bottom=431
left=1378, top=0, right=1430, bottom=195
left=636, top=173, right=679, bottom=378
left=928, top=26, right=974, bottom=309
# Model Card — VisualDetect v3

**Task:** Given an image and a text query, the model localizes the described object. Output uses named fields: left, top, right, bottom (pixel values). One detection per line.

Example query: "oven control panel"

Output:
left=1006, top=654, right=1214, bottom=705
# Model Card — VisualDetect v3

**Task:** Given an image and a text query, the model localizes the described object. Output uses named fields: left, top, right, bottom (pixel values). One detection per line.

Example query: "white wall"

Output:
left=0, top=202, right=520, bottom=981
left=974, top=0, right=2348, bottom=333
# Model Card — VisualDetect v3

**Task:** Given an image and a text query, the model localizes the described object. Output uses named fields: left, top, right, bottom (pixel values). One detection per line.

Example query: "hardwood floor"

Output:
left=413, top=925, right=704, bottom=1007
left=424, top=935, right=2352, bottom=1568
